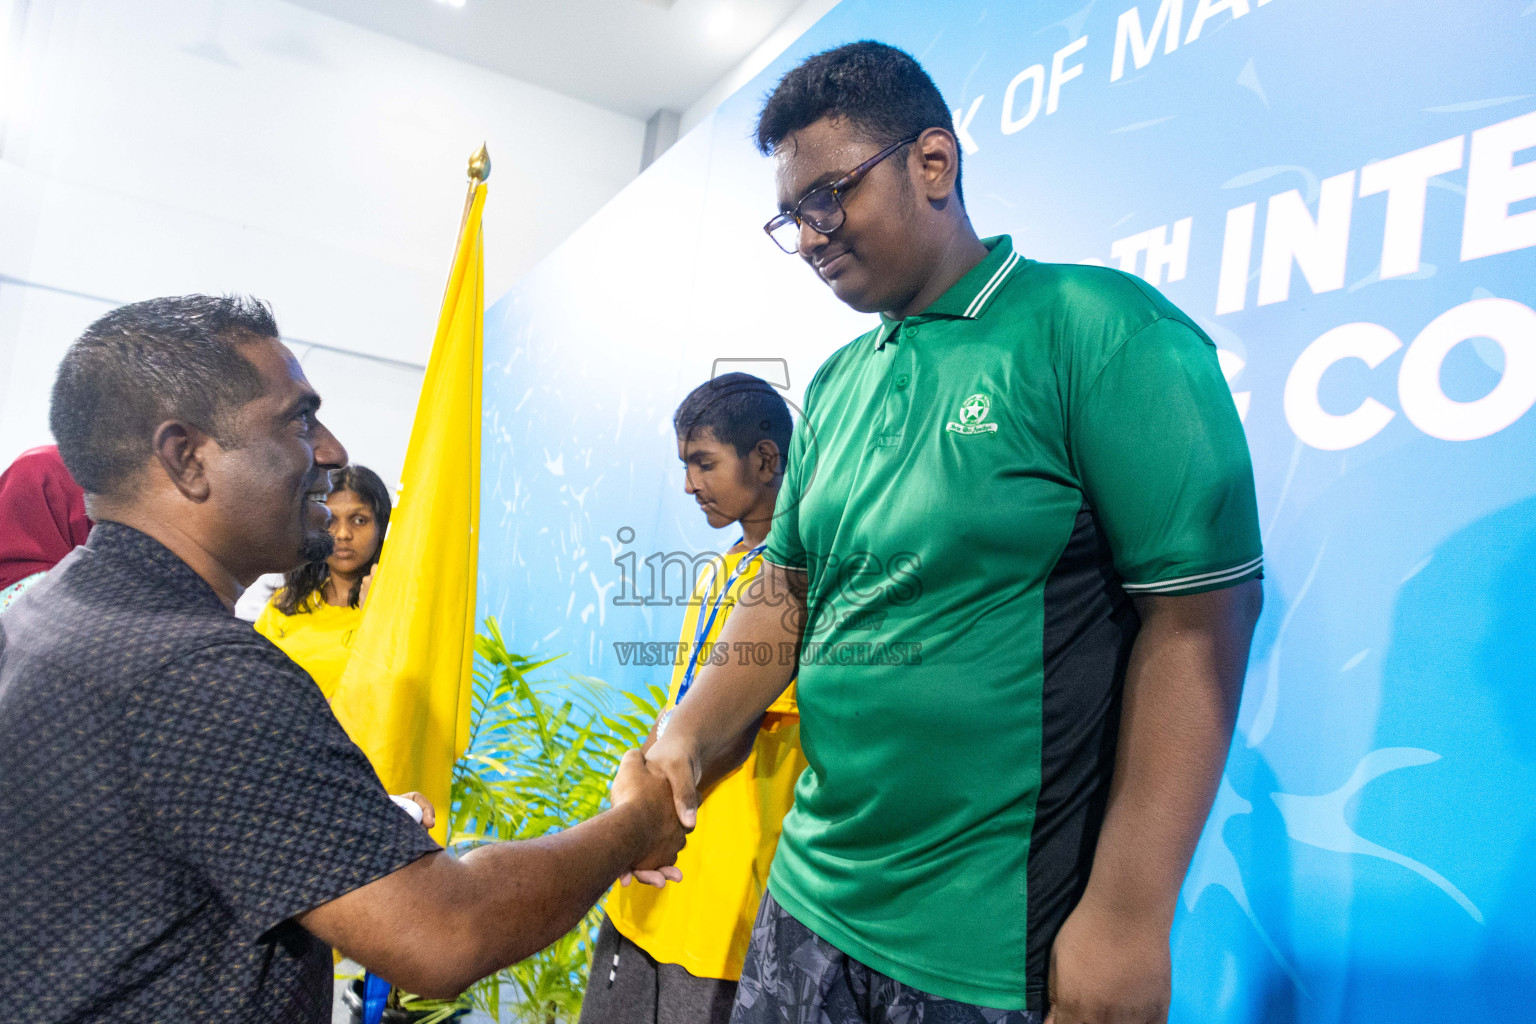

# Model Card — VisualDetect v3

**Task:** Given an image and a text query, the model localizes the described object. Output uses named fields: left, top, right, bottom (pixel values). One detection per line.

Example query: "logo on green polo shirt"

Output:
left=946, top=393, right=999, bottom=435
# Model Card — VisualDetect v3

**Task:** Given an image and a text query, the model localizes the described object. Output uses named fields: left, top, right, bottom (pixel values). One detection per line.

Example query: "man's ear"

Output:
left=152, top=420, right=215, bottom=503
left=915, top=127, right=960, bottom=203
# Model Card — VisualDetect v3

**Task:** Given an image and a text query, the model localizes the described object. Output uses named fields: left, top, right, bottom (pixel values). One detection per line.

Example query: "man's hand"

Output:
left=1045, top=894, right=1170, bottom=1024
left=610, top=749, right=686, bottom=888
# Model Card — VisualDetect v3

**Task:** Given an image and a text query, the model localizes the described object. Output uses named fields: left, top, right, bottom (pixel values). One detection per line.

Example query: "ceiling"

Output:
left=282, top=0, right=809, bottom=120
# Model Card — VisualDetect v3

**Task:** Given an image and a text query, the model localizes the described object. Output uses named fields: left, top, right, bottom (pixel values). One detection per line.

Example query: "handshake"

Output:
left=609, top=724, right=719, bottom=889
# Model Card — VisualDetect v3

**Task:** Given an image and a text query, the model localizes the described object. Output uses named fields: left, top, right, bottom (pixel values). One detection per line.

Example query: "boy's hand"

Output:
left=644, top=727, right=704, bottom=832
left=1045, top=892, right=1170, bottom=1024
left=611, top=750, right=686, bottom=888
left=389, top=791, right=435, bottom=829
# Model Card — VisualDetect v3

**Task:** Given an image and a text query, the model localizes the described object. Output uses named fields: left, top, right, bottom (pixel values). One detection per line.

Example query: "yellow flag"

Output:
left=331, top=182, right=485, bottom=844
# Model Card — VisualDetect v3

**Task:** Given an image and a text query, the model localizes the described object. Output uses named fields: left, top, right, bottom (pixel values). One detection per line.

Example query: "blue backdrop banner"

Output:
left=478, top=2, right=1536, bottom=1020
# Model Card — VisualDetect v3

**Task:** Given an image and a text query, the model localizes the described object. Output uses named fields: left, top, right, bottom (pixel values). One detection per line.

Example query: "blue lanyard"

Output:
left=677, top=541, right=765, bottom=702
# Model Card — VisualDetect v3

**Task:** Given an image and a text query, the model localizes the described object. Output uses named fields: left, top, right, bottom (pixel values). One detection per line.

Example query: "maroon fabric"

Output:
left=0, top=445, right=92, bottom=590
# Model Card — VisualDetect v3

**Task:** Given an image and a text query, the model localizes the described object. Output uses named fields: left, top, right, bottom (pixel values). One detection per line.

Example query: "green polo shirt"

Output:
left=763, top=236, right=1261, bottom=1012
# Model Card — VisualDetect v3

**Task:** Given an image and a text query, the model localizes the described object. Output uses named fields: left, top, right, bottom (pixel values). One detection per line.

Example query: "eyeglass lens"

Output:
left=767, top=220, right=801, bottom=253
left=769, top=188, right=846, bottom=253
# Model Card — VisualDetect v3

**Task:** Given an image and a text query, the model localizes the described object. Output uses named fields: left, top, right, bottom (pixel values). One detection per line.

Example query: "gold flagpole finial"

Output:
left=467, top=143, right=491, bottom=183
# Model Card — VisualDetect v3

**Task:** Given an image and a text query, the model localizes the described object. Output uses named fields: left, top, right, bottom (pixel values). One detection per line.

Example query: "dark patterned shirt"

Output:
left=0, top=523, right=440, bottom=1022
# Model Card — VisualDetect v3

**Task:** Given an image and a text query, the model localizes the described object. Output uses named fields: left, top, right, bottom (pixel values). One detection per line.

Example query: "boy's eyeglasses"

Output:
left=763, top=135, right=921, bottom=254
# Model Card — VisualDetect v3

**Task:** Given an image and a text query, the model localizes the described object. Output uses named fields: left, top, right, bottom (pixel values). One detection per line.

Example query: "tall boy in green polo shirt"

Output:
left=647, top=42, right=1264, bottom=1024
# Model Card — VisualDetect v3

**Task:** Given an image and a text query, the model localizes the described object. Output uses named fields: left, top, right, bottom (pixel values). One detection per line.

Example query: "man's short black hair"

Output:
left=674, top=372, right=793, bottom=463
left=755, top=40, right=963, bottom=203
left=49, top=294, right=277, bottom=495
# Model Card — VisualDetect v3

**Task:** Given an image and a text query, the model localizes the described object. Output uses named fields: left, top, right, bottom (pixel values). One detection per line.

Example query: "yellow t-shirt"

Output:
left=253, top=592, right=365, bottom=699
left=605, top=546, right=806, bottom=981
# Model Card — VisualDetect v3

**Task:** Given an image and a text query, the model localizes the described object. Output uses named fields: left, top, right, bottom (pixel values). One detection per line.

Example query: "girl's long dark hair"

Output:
left=274, top=464, right=392, bottom=615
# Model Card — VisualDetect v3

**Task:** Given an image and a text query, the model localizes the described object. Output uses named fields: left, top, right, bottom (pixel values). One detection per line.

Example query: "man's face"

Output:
left=678, top=428, right=760, bottom=531
left=206, top=337, right=347, bottom=582
left=773, top=116, right=930, bottom=315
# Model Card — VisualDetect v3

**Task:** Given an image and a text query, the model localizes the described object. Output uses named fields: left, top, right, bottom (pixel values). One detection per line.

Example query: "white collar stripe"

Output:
left=963, top=254, right=1011, bottom=317
left=964, top=249, right=1022, bottom=318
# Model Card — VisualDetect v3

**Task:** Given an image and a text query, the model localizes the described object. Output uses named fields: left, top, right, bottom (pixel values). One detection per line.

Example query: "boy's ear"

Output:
left=756, top=438, right=783, bottom=479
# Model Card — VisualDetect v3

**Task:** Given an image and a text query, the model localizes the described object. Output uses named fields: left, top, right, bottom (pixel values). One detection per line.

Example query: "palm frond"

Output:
left=444, top=615, right=661, bottom=1024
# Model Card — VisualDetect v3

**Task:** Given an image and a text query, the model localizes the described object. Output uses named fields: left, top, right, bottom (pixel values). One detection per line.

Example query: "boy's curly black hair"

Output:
left=755, top=40, right=963, bottom=204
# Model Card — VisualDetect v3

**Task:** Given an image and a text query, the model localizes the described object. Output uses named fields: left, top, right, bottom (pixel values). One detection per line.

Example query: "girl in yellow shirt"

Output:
left=255, top=465, right=391, bottom=699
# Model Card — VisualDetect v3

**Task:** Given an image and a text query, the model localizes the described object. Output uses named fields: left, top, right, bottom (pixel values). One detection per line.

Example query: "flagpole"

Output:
left=331, top=138, right=488, bottom=849
left=439, top=142, right=489, bottom=333
left=462, top=142, right=491, bottom=231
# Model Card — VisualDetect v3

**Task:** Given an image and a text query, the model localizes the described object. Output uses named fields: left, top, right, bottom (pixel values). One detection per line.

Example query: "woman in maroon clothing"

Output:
left=0, top=445, right=92, bottom=615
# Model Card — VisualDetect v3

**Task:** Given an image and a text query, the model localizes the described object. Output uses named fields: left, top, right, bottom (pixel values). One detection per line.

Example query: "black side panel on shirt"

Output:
left=1025, top=502, right=1140, bottom=1011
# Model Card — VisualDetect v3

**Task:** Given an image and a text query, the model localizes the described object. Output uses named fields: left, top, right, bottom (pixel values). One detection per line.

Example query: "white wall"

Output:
left=681, top=0, right=842, bottom=135
left=0, top=0, right=645, bottom=487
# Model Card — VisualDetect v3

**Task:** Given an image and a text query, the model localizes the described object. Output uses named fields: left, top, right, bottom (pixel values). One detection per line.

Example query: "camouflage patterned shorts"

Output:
left=730, top=894, right=1044, bottom=1024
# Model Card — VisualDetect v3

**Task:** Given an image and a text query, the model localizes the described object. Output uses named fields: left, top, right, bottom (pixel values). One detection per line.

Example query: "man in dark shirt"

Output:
left=0, top=295, right=686, bottom=1022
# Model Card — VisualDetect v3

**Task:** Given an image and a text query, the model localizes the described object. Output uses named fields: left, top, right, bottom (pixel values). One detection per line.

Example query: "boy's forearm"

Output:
left=1045, top=582, right=1261, bottom=1024
left=1082, top=582, right=1261, bottom=917
left=666, top=562, right=805, bottom=778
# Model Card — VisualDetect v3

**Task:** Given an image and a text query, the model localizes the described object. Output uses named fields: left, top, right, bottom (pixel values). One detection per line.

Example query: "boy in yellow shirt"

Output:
left=581, top=373, right=806, bottom=1024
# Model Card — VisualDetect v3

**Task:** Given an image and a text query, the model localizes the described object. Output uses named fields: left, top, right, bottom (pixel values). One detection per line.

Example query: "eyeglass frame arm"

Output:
left=762, top=134, right=923, bottom=250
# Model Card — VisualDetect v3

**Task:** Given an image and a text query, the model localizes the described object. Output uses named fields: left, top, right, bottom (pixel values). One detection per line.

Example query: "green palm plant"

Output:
left=447, top=617, right=666, bottom=1024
